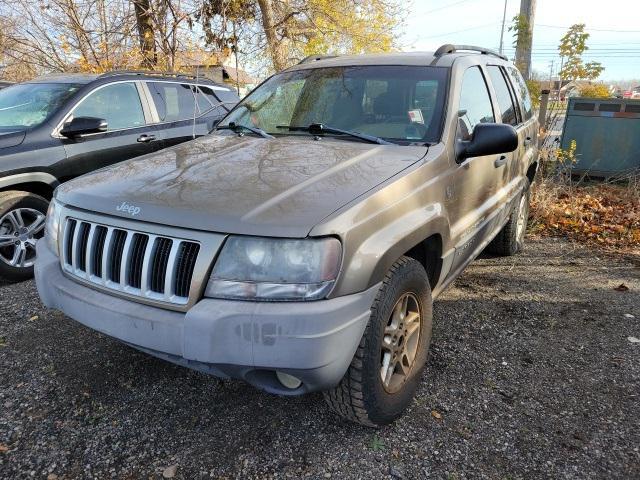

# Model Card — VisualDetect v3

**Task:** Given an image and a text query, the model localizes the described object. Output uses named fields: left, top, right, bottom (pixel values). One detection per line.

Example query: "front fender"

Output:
left=330, top=204, right=450, bottom=297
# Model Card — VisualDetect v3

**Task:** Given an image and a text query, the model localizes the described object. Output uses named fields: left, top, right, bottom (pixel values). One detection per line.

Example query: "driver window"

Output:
left=458, top=67, right=495, bottom=141
left=71, top=82, right=145, bottom=131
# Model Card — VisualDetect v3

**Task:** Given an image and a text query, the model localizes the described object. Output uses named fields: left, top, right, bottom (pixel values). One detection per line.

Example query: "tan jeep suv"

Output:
left=36, top=45, right=538, bottom=426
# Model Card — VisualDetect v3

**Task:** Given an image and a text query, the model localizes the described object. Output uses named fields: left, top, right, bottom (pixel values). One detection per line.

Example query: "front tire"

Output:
left=323, top=257, right=433, bottom=427
left=487, top=180, right=530, bottom=256
left=0, top=191, right=49, bottom=282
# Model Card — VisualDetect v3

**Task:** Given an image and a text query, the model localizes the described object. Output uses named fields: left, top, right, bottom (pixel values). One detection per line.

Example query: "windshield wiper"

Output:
left=276, top=123, right=394, bottom=145
left=217, top=122, right=274, bottom=139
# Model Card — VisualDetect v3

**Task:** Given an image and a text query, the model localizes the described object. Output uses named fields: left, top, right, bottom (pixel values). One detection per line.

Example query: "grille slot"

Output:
left=76, top=222, right=91, bottom=272
left=127, top=233, right=148, bottom=289
left=92, top=226, right=108, bottom=277
left=175, top=242, right=200, bottom=297
left=61, top=218, right=200, bottom=306
left=109, top=229, right=127, bottom=282
left=150, top=238, right=172, bottom=294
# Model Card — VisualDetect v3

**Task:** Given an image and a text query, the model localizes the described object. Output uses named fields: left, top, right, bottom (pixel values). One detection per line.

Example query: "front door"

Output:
left=446, top=65, right=502, bottom=275
left=60, top=82, right=161, bottom=180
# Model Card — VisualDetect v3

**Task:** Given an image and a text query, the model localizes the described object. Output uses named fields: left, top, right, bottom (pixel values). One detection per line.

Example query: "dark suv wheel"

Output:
left=0, top=191, right=48, bottom=281
left=324, top=256, right=433, bottom=426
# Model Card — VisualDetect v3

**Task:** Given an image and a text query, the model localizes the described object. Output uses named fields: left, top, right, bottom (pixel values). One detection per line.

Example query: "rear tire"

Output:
left=323, top=256, right=433, bottom=427
left=487, top=180, right=530, bottom=256
left=0, top=191, right=49, bottom=282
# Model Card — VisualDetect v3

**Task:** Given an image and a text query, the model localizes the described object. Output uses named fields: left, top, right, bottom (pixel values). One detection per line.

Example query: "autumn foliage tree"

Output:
left=199, top=0, right=404, bottom=72
left=558, top=24, right=604, bottom=82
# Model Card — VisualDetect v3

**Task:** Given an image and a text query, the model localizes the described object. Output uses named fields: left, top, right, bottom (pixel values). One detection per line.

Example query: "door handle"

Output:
left=494, top=155, right=508, bottom=168
left=137, top=134, right=156, bottom=143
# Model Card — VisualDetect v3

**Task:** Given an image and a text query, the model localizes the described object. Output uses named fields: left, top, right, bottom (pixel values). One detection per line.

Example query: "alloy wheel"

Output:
left=380, top=292, right=422, bottom=394
left=0, top=208, right=46, bottom=268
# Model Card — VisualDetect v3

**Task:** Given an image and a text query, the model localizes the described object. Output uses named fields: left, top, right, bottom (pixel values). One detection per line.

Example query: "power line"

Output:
left=423, top=0, right=476, bottom=14
left=536, top=24, right=640, bottom=33
left=415, top=22, right=500, bottom=40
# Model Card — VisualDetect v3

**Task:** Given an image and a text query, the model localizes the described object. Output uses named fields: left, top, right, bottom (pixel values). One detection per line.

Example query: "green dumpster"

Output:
left=560, top=97, right=640, bottom=177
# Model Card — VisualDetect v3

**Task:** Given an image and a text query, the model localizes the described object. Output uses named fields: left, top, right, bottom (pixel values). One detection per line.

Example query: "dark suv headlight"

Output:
left=44, top=198, right=63, bottom=256
left=205, top=236, right=342, bottom=301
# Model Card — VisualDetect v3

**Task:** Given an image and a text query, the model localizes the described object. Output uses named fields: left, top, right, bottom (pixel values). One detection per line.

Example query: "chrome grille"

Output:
left=62, top=218, right=201, bottom=305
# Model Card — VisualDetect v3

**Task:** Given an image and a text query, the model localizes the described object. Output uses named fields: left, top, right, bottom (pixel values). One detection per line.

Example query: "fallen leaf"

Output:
left=47, top=474, right=58, bottom=480
left=628, top=337, right=640, bottom=344
left=614, top=284, right=629, bottom=292
left=431, top=410, right=442, bottom=420
left=162, top=465, right=178, bottom=479
left=0, top=444, right=8, bottom=453
left=29, top=315, right=39, bottom=321
left=625, top=314, right=636, bottom=319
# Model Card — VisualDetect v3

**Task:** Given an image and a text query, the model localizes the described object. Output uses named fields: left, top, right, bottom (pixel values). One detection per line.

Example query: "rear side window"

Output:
left=148, top=82, right=196, bottom=122
left=213, top=88, right=240, bottom=107
left=506, top=67, right=533, bottom=120
left=487, top=66, right=519, bottom=126
left=72, top=82, right=145, bottom=130
left=197, top=86, right=231, bottom=116
left=458, top=66, right=495, bottom=141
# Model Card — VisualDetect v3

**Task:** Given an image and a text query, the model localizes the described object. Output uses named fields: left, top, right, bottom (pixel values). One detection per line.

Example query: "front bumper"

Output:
left=35, top=240, right=380, bottom=394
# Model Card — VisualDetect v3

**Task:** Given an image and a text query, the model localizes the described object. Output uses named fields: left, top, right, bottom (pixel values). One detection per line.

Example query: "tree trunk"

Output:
left=132, top=0, right=156, bottom=68
left=257, top=0, right=288, bottom=71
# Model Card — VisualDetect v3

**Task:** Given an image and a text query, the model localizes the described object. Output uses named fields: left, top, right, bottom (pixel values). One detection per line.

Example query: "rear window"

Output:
left=148, top=82, right=196, bottom=122
left=506, top=67, right=533, bottom=120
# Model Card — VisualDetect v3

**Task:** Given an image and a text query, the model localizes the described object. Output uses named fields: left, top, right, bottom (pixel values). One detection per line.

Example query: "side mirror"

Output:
left=60, top=116, right=108, bottom=138
left=456, top=123, right=518, bottom=163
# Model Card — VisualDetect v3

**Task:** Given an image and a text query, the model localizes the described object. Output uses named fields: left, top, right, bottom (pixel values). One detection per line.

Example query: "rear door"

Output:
left=504, top=66, right=537, bottom=184
left=485, top=65, right=525, bottom=222
left=145, top=81, right=210, bottom=149
left=60, top=81, right=162, bottom=178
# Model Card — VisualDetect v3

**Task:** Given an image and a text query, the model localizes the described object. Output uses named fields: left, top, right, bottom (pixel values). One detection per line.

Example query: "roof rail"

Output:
left=434, top=44, right=508, bottom=61
left=97, top=70, right=200, bottom=80
left=297, top=55, right=339, bottom=65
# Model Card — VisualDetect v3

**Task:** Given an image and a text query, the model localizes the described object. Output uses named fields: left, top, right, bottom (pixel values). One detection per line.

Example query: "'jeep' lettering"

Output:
left=116, top=201, right=141, bottom=216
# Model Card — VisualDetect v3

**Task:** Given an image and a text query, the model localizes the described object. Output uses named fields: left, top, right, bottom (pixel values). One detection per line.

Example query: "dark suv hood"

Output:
left=57, top=133, right=428, bottom=237
left=0, top=130, right=26, bottom=150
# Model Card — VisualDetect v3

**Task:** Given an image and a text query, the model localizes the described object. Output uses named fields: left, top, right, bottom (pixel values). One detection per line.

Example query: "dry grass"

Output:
left=530, top=175, right=640, bottom=255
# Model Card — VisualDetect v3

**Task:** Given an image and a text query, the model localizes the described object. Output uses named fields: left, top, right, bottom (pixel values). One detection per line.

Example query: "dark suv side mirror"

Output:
left=60, top=117, right=108, bottom=138
left=456, top=123, right=518, bottom=163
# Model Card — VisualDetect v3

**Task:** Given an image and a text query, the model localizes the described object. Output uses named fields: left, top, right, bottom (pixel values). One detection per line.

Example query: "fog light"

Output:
left=276, top=371, right=302, bottom=389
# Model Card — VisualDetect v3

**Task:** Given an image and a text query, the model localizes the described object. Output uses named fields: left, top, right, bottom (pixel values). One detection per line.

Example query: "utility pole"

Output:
left=548, top=59, right=554, bottom=90
left=499, top=0, right=508, bottom=55
left=514, top=0, right=536, bottom=80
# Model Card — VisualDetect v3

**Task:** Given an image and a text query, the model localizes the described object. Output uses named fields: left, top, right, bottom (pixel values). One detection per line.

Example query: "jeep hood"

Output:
left=57, top=133, right=428, bottom=237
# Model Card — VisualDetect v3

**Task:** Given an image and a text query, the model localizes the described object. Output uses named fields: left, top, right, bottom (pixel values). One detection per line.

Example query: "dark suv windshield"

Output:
left=220, top=65, right=448, bottom=144
left=0, top=83, right=81, bottom=130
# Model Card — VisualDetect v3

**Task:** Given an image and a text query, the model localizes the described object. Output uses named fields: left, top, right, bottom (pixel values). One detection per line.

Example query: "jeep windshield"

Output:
left=0, top=83, right=81, bottom=131
left=219, top=65, right=448, bottom=145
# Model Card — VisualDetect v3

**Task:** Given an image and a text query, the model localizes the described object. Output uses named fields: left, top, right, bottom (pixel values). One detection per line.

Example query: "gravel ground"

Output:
left=1, top=237, right=639, bottom=480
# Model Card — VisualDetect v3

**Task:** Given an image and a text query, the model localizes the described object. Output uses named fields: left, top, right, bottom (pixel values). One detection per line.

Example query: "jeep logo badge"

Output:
left=116, top=201, right=141, bottom=216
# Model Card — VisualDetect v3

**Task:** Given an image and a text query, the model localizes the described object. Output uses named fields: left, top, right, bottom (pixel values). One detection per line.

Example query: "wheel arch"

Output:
left=331, top=207, right=450, bottom=297
left=0, top=173, right=58, bottom=200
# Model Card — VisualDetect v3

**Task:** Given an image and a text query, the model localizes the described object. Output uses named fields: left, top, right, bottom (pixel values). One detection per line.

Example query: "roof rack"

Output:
left=297, top=55, right=340, bottom=65
left=434, top=44, right=508, bottom=61
left=97, top=70, right=200, bottom=80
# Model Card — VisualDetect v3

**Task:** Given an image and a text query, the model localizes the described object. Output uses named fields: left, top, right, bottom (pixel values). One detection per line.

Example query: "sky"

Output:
left=401, top=0, right=640, bottom=82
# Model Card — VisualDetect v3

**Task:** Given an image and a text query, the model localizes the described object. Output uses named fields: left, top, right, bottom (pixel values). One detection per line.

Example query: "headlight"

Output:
left=44, top=198, right=63, bottom=256
left=205, top=236, right=342, bottom=301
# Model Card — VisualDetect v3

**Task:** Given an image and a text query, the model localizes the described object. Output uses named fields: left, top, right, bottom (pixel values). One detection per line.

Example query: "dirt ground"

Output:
left=1, top=236, right=638, bottom=479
